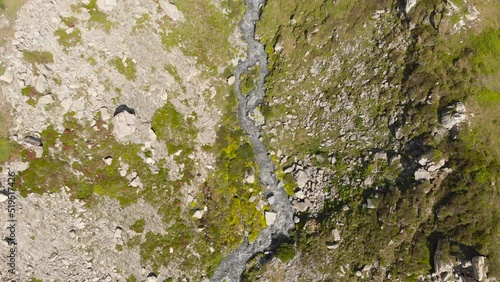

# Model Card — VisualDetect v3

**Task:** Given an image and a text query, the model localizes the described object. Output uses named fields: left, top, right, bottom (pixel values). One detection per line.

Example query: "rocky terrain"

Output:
left=0, top=0, right=498, bottom=281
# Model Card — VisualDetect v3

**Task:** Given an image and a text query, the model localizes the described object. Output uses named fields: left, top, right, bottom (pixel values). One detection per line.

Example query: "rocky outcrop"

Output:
left=440, top=102, right=467, bottom=130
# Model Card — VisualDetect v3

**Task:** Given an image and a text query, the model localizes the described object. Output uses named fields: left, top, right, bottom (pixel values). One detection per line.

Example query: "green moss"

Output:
left=87, top=56, right=97, bottom=66
left=275, top=242, right=296, bottom=263
left=125, top=275, right=137, bottom=282
left=23, top=50, right=54, bottom=65
left=471, top=29, right=500, bottom=75
left=54, top=28, right=82, bottom=51
left=73, top=0, right=113, bottom=31
left=159, top=0, right=245, bottom=70
left=0, top=138, right=14, bottom=164
left=240, top=65, right=260, bottom=96
left=61, top=16, right=78, bottom=27
left=164, top=64, right=185, bottom=91
left=21, top=85, right=43, bottom=106
left=130, top=219, right=146, bottom=233
left=109, top=57, right=137, bottom=81
left=132, top=13, right=151, bottom=34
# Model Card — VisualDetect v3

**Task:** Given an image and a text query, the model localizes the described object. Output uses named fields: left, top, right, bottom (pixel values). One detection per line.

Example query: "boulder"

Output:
left=96, top=0, right=117, bottom=12
left=414, top=168, right=432, bottom=181
left=296, top=170, right=308, bottom=189
left=193, top=210, right=204, bottom=219
left=35, top=75, right=47, bottom=93
left=227, top=75, right=235, bottom=85
left=244, top=174, right=255, bottom=184
left=293, top=202, right=307, bottom=212
left=440, top=102, right=467, bottom=130
left=103, top=156, right=112, bottom=166
left=295, top=190, right=306, bottom=200
left=159, top=0, right=185, bottom=22
left=265, top=211, right=277, bottom=226
left=472, top=256, right=488, bottom=281
left=113, top=111, right=136, bottom=138
left=114, top=227, right=122, bottom=238
left=0, top=69, right=14, bottom=84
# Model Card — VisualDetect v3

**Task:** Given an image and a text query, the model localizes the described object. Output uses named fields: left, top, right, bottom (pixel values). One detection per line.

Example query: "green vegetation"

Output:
left=132, top=13, right=151, bottom=34
left=72, top=0, right=113, bottom=31
left=130, top=219, right=146, bottom=233
left=54, top=28, right=82, bottom=51
left=164, top=64, right=185, bottom=91
left=61, top=16, right=78, bottom=28
left=240, top=65, right=259, bottom=96
left=21, top=85, right=43, bottom=106
left=274, top=241, right=296, bottom=263
left=252, top=0, right=500, bottom=280
left=0, top=138, right=13, bottom=163
left=159, top=0, right=244, bottom=70
left=23, top=50, right=54, bottom=65
left=125, top=275, right=137, bottom=282
left=109, top=57, right=137, bottom=81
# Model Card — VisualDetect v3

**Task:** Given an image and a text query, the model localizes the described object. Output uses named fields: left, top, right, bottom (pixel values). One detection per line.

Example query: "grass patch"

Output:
left=72, top=0, right=113, bottom=31
left=54, top=28, right=82, bottom=51
left=0, top=138, right=14, bottom=164
left=109, top=57, right=137, bottom=81
left=21, top=85, right=43, bottom=106
left=130, top=219, right=146, bottom=233
left=159, top=0, right=244, bottom=70
left=23, top=50, right=54, bottom=65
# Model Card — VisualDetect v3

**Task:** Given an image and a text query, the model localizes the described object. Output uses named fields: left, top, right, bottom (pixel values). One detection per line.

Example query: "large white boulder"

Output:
left=113, top=111, right=136, bottom=138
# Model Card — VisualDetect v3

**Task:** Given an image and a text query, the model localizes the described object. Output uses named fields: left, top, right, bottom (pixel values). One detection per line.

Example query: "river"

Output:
left=210, top=0, right=295, bottom=281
